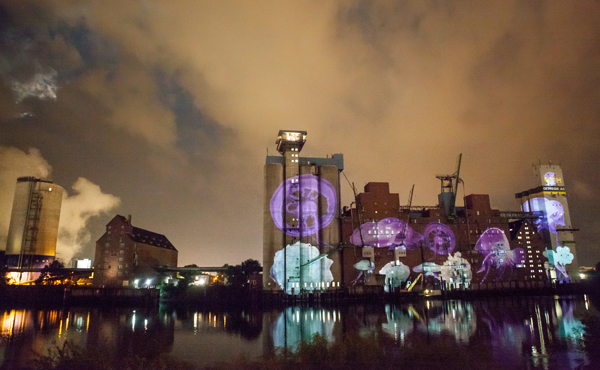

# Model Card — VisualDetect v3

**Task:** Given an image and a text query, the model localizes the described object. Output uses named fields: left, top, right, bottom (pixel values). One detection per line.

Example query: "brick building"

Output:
left=93, top=215, right=178, bottom=287
left=341, top=182, right=546, bottom=289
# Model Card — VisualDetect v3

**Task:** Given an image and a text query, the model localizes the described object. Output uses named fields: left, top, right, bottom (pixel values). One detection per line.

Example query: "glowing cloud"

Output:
left=11, top=69, right=58, bottom=103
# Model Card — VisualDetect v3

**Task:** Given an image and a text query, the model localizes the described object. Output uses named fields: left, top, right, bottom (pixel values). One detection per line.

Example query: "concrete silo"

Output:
left=263, top=130, right=344, bottom=294
left=5, top=177, right=64, bottom=270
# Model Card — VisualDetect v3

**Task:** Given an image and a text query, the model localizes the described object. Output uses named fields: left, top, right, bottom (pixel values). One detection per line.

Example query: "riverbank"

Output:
left=1, top=280, right=598, bottom=308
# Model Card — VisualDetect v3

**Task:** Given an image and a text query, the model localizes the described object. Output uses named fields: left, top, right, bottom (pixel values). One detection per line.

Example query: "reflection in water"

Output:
left=0, top=296, right=598, bottom=369
left=272, top=307, right=335, bottom=351
left=419, top=300, right=476, bottom=342
left=381, top=305, right=414, bottom=342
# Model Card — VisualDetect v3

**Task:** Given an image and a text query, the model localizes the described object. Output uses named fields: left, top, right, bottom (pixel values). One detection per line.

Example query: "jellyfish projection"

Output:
left=270, top=174, right=337, bottom=237
left=423, top=222, right=456, bottom=255
left=352, top=259, right=375, bottom=285
left=474, top=228, right=525, bottom=283
left=379, top=262, right=410, bottom=292
left=544, top=246, right=574, bottom=283
left=440, top=252, right=472, bottom=287
left=270, top=242, right=334, bottom=295
left=523, top=197, right=565, bottom=235
left=412, top=262, right=443, bottom=280
left=349, top=217, right=423, bottom=248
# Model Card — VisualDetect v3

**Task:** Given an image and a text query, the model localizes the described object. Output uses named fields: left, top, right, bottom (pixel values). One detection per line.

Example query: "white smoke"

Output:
left=57, top=178, right=121, bottom=262
left=0, top=147, right=52, bottom=249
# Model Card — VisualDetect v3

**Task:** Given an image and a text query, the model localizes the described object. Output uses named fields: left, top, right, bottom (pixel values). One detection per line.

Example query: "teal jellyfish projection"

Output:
left=270, top=242, right=334, bottom=294
left=379, top=262, right=410, bottom=292
left=544, top=246, right=574, bottom=282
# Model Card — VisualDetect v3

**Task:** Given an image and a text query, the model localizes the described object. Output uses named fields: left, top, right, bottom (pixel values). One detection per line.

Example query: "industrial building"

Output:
left=516, top=163, right=579, bottom=281
left=262, top=131, right=581, bottom=293
left=340, top=182, right=547, bottom=289
left=263, top=130, right=344, bottom=294
left=4, top=177, right=64, bottom=282
left=93, top=215, right=178, bottom=287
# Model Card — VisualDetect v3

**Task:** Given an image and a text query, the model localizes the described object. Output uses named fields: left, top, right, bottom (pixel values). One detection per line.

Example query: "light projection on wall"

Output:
left=270, top=174, right=337, bottom=237
left=423, top=222, right=456, bottom=255
left=349, top=218, right=422, bottom=248
left=272, top=307, right=335, bottom=351
left=544, top=246, right=574, bottom=282
left=352, top=259, right=375, bottom=285
left=523, top=197, right=565, bottom=235
left=270, top=242, right=334, bottom=295
left=440, top=252, right=472, bottom=287
left=474, top=228, right=525, bottom=283
left=413, top=262, right=443, bottom=280
left=544, top=172, right=558, bottom=186
left=379, top=262, right=410, bottom=292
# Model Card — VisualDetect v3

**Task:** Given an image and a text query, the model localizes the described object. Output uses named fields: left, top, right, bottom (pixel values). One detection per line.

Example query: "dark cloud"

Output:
left=0, top=0, right=599, bottom=267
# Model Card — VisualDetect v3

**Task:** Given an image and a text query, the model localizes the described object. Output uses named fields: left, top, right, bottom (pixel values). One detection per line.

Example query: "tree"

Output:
left=224, top=259, right=262, bottom=287
left=35, top=260, right=70, bottom=285
left=0, top=265, right=8, bottom=286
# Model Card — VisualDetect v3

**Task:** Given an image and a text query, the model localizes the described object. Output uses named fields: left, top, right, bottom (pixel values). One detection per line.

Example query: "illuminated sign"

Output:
left=543, top=172, right=563, bottom=187
left=282, top=132, right=302, bottom=141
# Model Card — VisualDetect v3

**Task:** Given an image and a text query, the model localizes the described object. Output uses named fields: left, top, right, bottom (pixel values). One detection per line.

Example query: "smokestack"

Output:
left=127, top=214, right=132, bottom=224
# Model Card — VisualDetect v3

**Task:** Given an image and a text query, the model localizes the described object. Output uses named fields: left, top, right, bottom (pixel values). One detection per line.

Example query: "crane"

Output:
left=435, top=153, right=463, bottom=219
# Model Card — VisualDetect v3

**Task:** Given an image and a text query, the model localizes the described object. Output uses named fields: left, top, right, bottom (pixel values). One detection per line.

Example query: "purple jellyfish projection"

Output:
left=270, top=174, right=337, bottom=237
left=523, top=197, right=565, bottom=235
left=423, top=222, right=456, bottom=255
left=474, top=227, right=525, bottom=283
left=349, top=218, right=423, bottom=248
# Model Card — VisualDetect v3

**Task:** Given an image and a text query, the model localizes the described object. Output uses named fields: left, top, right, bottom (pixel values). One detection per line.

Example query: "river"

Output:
left=1, top=294, right=598, bottom=369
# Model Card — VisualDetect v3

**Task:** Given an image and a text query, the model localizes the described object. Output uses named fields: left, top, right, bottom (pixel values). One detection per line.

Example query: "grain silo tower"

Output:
left=5, top=177, right=64, bottom=271
left=263, top=130, right=344, bottom=294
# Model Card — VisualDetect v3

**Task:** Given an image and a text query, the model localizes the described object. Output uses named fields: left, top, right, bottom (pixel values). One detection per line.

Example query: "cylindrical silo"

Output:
left=5, top=177, right=64, bottom=269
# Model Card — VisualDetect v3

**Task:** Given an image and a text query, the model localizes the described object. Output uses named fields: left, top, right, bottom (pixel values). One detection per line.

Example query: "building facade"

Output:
left=341, top=182, right=545, bottom=290
left=93, top=215, right=178, bottom=287
left=4, top=177, right=64, bottom=277
left=263, top=130, right=343, bottom=294
left=516, top=163, right=579, bottom=281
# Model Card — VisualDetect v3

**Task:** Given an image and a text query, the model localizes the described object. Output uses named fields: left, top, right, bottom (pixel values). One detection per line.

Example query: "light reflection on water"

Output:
left=0, top=295, right=597, bottom=369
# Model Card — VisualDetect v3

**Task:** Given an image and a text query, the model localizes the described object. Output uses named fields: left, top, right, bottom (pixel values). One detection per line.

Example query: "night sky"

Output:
left=1, top=1, right=599, bottom=268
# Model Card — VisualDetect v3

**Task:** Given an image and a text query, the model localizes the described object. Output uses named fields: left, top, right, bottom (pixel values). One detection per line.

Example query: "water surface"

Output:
left=0, top=295, right=597, bottom=369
